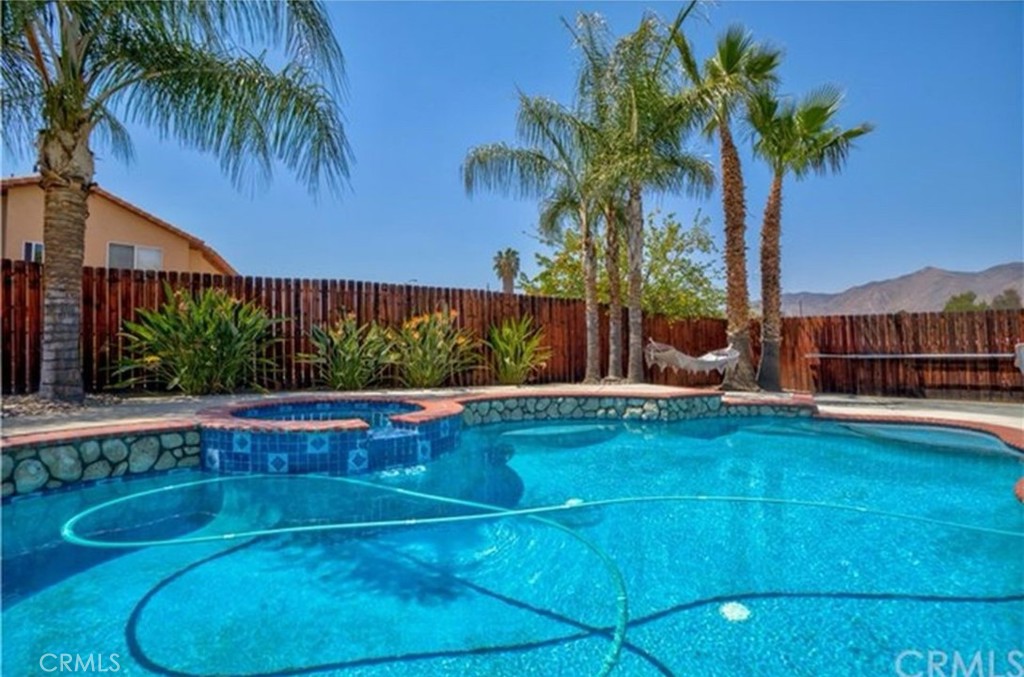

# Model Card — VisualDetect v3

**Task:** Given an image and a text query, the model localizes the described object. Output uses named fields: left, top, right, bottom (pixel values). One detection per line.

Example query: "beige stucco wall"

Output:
left=1, top=184, right=226, bottom=274
left=187, top=247, right=223, bottom=274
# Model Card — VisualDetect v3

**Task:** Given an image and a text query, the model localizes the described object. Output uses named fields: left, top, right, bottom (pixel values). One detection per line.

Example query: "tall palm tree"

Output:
left=463, top=94, right=603, bottom=382
left=566, top=14, right=625, bottom=381
left=747, top=87, right=873, bottom=390
left=576, top=9, right=714, bottom=382
left=672, top=25, right=782, bottom=391
left=493, top=247, right=520, bottom=294
left=2, top=1, right=351, bottom=402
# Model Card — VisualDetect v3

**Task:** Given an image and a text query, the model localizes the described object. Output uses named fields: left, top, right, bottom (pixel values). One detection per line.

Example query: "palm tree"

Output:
left=2, top=1, right=350, bottom=402
left=747, top=87, right=873, bottom=390
left=602, top=198, right=626, bottom=379
left=565, top=14, right=625, bottom=381
left=463, top=94, right=603, bottom=382
left=575, top=9, right=714, bottom=382
left=493, top=247, right=520, bottom=294
left=672, top=25, right=782, bottom=391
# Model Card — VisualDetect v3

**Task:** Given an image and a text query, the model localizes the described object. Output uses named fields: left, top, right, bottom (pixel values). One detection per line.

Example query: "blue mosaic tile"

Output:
left=268, top=453, right=289, bottom=473
left=307, top=433, right=329, bottom=454
left=417, top=438, right=432, bottom=463
left=347, top=447, right=368, bottom=474
left=232, top=432, right=252, bottom=454
left=204, top=447, right=222, bottom=471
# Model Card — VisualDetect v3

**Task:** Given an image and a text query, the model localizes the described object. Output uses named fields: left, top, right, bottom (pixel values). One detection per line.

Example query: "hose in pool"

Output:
left=63, top=474, right=631, bottom=677
left=62, top=474, right=1024, bottom=550
left=60, top=474, right=1024, bottom=676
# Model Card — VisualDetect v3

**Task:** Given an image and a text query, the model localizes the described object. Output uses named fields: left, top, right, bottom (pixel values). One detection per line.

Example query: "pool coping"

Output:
left=196, top=396, right=465, bottom=432
left=2, top=389, right=1019, bottom=452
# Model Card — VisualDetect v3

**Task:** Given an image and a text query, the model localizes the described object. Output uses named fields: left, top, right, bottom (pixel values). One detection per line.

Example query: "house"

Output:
left=0, top=176, right=237, bottom=275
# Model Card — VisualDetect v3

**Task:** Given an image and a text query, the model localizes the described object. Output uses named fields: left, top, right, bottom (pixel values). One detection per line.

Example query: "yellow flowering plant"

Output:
left=391, top=309, right=479, bottom=388
left=301, top=313, right=395, bottom=390
left=115, top=283, right=278, bottom=394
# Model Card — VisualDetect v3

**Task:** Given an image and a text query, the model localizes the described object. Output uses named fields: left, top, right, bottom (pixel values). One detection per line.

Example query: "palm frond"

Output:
left=2, top=0, right=349, bottom=194
left=101, top=28, right=350, bottom=196
left=462, top=144, right=555, bottom=199
left=538, top=182, right=584, bottom=240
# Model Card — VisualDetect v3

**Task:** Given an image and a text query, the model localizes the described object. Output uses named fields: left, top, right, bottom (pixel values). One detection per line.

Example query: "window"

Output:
left=107, top=243, right=163, bottom=270
left=23, top=241, right=44, bottom=263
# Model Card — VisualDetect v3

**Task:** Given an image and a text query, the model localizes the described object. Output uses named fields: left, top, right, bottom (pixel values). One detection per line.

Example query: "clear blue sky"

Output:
left=7, top=1, right=1022, bottom=294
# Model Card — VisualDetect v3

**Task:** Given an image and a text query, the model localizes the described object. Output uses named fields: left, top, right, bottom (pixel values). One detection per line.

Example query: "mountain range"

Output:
left=781, top=262, right=1024, bottom=316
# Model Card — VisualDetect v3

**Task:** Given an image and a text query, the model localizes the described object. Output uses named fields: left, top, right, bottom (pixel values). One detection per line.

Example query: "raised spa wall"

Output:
left=0, top=393, right=817, bottom=500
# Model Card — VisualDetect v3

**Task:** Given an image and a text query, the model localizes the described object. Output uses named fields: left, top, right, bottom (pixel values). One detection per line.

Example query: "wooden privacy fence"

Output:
left=3, top=259, right=1023, bottom=399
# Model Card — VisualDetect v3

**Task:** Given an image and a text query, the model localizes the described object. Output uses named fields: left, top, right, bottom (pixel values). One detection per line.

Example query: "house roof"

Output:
left=1, top=176, right=238, bottom=275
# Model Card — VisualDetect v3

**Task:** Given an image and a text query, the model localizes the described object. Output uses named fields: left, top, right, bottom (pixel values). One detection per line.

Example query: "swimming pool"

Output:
left=3, top=415, right=1022, bottom=675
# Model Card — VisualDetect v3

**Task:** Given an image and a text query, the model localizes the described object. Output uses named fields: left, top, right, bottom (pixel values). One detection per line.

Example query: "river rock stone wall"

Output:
left=460, top=395, right=813, bottom=426
left=2, top=428, right=201, bottom=499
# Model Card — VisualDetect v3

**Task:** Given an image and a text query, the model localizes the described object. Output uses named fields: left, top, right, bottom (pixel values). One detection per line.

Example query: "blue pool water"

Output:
left=3, top=416, right=1022, bottom=676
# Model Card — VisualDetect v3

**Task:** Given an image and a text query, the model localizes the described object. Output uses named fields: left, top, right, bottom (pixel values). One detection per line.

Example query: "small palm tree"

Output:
left=2, top=1, right=351, bottom=401
left=672, top=24, right=782, bottom=391
left=463, top=94, right=603, bottom=382
left=493, top=248, right=521, bottom=294
left=748, top=87, right=873, bottom=390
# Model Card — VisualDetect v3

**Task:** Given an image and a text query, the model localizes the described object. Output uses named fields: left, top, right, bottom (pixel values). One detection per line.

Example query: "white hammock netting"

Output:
left=644, top=338, right=739, bottom=375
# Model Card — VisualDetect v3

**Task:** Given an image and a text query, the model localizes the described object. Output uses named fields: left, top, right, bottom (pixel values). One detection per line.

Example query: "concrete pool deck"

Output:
left=2, top=385, right=1021, bottom=440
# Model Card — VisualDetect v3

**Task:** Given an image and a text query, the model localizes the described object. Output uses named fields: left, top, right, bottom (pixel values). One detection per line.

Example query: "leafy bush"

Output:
left=116, top=284, right=277, bottom=394
left=391, top=309, right=479, bottom=388
left=301, top=314, right=394, bottom=390
left=487, top=315, right=551, bottom=385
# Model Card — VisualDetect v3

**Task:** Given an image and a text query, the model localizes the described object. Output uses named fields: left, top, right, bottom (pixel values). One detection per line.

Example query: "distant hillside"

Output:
left=782, top=262, right=1024, bottom=316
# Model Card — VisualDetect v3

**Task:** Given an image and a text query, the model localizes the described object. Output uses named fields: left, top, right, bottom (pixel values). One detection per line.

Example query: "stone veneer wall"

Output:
left=460, top=395, right=813, bottom=425
left=2, top=428, right=201, bottom=498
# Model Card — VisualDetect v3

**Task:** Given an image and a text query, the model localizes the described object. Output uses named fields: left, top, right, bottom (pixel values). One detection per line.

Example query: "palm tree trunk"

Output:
left=717, top=123, right=758, bottom=391
left=757, top=173, right=783, bottom=391
left=37, top=129, right=94, bottom=402
left=502, top=275, right=514, bottom=294
left=625, top=183, right=644, bottom=382
left=581, top=211, right=601, bottom=383
left=604, top=203, right=623, bottom=380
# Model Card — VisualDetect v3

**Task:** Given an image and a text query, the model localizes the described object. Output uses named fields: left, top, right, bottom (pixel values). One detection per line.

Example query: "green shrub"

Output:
left=487, top=315, right=551, bottom=385
left=116, top=284, right=277, bottom=395
left=391, top=309, right=479, bottom=388
left=301, top=314, right=394, bottom=390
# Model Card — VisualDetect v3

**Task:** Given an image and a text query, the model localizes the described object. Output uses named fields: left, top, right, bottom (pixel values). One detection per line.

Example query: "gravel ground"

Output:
left=1, top=393, right=125, bottom=418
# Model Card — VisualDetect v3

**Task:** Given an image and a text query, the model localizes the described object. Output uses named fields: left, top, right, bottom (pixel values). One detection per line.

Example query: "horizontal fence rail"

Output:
left=2, top=260, right=1022, bottom=399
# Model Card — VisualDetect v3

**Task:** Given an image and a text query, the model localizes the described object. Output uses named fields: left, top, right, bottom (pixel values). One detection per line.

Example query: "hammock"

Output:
left=644, top=338, right=739, bottom=375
